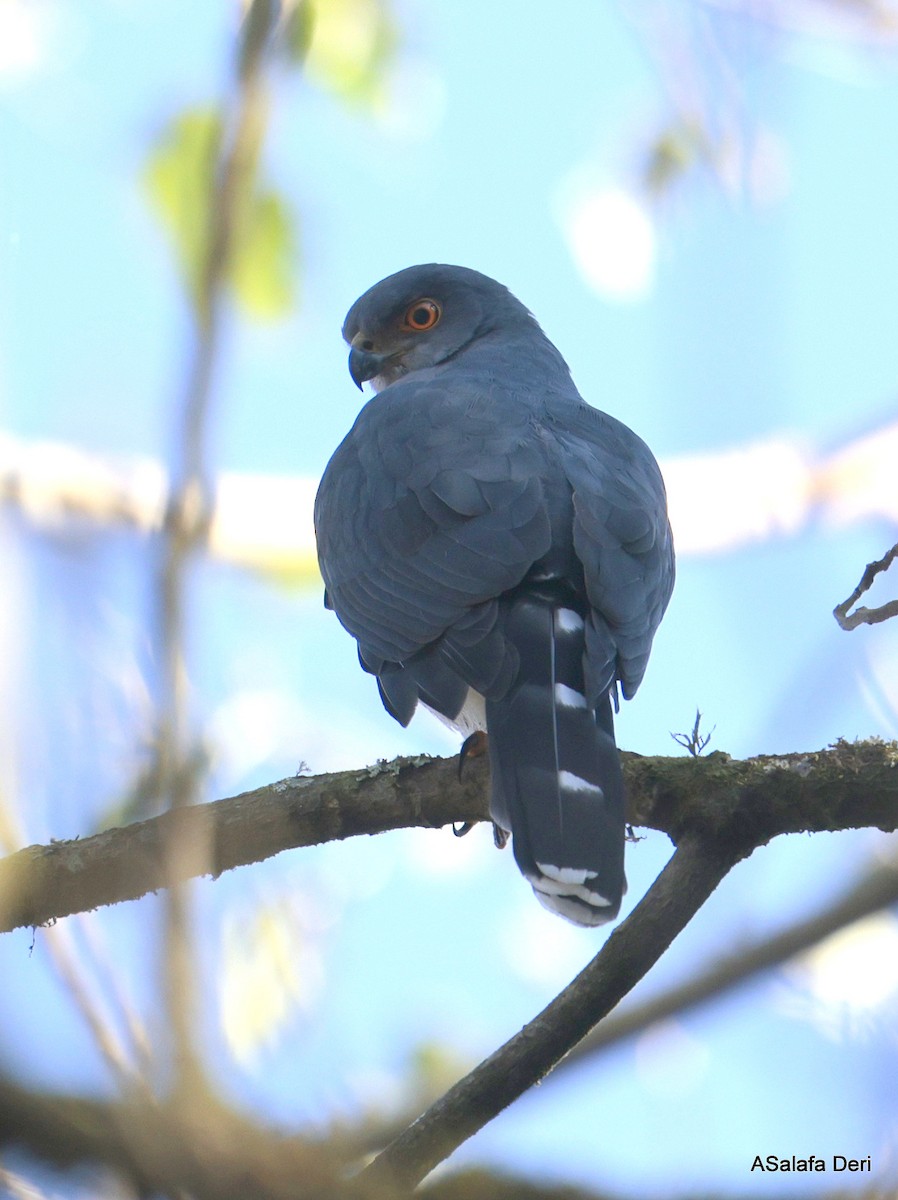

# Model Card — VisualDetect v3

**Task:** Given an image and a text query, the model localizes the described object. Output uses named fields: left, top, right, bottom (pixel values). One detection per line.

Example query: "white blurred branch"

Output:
left=665, top=416, right=898, bottom=554
left=0, top=429, right=319, bottom=578
left=1, top=418, right=896, bottom=572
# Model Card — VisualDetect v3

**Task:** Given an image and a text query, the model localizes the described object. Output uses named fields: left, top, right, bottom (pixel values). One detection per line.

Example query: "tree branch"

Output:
left=2, top=740, right=897, bottom=935
left=346, top=850, right=898, bottom=1163
left=0, top=755, right=491, bottom=933
left=3, top=743, right=896, bottom=1193
left=0, top=1072, right=350, bottom=1200
left=422, top=1166, right=892, bottom=1200
left=554, top=850, right=898, bottom=1077
left=151, top=0, right=283, bottom=1098
left=351, top=738, right=898, bottom=1189
left=360, top=837, right=739, bottom=1190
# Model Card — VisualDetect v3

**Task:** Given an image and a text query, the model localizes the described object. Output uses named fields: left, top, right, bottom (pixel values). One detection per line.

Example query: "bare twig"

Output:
left=36, top=920, right=144, bottom=1093
left=76, top=911, right=156, bottom=1077
left=833, top=541, right=898, bottom=630
left=671, top=707, right=713, bottom=755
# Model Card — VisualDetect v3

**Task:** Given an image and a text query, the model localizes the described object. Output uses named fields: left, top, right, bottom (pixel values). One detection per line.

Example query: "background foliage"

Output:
left=1, top=1, right=898, bottom=1196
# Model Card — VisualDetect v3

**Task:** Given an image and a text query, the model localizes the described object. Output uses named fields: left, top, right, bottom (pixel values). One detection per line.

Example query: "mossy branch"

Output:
left=2, top=738, right=897, bottom=1191
left=1, top=739, right=896, bottom=935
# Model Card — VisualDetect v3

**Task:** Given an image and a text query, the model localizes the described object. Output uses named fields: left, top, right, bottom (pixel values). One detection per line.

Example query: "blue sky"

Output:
left=2, top=1, right=898, bottom=1195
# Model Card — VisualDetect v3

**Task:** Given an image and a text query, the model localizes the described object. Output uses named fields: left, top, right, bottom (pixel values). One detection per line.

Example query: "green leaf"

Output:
left=643, top=119, right=711, bottom=198
left=283, top=0, right=316, bottom=66
left=219, top=897, right=310, bottom=1064
left=231, top=189, right=297, bottom=317
left=408, top=1041, right=472, bottom=1100
left=143, top=108, right=222, bottom=311
left=144, top=106, right=297, bottom=321
left=304, top=0, right=397, bottom=109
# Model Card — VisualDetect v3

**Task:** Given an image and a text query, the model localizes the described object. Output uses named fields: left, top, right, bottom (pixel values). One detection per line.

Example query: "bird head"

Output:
left=342, top=263, right=532, bottom=391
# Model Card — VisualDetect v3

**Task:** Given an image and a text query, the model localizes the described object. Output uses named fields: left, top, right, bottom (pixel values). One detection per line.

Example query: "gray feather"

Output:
left=315, top=264, right=675, bottom=926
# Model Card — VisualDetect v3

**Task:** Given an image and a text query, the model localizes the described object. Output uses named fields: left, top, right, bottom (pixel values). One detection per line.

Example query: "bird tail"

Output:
left=486, top=590, right=625, bottom=926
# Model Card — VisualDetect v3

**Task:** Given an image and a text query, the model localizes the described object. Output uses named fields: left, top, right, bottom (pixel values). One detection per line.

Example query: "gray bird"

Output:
left=314, top=264, right=674, bottom=925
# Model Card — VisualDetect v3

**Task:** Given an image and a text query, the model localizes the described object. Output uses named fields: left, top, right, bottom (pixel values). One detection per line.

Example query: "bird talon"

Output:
left=492, top=823, right=510, bottom=850
left=457, top=730, right=489, bottom=780
left=452, top=821, right=474, bottom=838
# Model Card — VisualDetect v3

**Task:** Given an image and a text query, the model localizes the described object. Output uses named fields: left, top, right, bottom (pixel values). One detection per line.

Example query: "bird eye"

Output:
left=402, top=299, right=441, bottom=331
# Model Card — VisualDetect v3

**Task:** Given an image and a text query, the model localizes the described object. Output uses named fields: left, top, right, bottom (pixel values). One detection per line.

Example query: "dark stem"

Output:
left=360, top=835, right=740, bottom=1191
left=833, top=540, right=898, bottom=629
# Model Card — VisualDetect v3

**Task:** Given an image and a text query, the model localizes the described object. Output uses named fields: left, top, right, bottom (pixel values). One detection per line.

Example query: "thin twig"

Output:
left=834, top=541, right=898, bottom=629
left=37, top=920, right=143, bottom=1094
left=77, top=910, right=156, bottom=1077
left=0, top=792, right=148, bottom=1093
left=154, top=0, right=279, bottom=1094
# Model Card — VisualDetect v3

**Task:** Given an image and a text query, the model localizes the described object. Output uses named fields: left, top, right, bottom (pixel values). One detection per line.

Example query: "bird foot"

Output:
left=457, top=730, right=489, bottom=781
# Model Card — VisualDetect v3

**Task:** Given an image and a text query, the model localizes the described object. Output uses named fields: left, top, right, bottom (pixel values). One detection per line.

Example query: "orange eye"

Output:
left=402, top=299, right=441, bottom=331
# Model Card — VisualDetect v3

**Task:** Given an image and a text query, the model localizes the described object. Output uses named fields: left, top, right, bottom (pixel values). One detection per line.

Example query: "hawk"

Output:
left=314, top=265, right=674, bottom=925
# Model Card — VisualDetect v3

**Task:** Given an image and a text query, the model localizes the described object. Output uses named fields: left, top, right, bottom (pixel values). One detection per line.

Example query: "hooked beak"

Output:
left=348, top=344, right=391, bottom=390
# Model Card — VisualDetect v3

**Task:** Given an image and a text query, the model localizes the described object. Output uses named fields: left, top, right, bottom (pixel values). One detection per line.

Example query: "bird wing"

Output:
left=316, top=372, right=673, bottom=926
left=314, top=377, right=554, bottom=681
left=548, top=399, right=675, bottom=700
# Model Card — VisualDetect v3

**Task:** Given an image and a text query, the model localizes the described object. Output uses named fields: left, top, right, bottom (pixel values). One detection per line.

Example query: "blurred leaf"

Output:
left=219, top=897, right=315, bottom=1064
left=408, top=1041, right=472, bottom=1100
left=250, top=550, right=322, bottom=590
left=283, top=0, right=316, bottom=65
left=144, top=108, right=222, bottom=311
left=305, top=0, right=397, bottom=108
left=642, top=119, right=711, bottom=198
left=144, top=106, right=297, bottom=320
left=231, top=189, right=297, bottom=317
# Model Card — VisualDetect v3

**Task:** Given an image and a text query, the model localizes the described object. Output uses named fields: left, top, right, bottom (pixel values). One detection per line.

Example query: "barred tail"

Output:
left=486, top=591, right=625, bottom=926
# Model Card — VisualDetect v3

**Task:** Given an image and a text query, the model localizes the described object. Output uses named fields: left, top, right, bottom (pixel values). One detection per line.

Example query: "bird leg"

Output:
left=453, top=731, right=490, bottom=838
